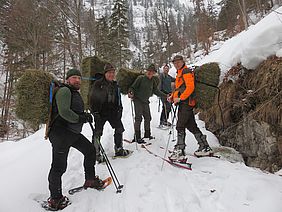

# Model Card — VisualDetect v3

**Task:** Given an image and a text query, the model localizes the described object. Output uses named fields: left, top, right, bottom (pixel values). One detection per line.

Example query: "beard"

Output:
left=70, top=82, right=81, bottom=90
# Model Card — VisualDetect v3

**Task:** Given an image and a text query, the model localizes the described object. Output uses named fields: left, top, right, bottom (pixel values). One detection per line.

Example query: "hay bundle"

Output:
left=116, top=68, right=160, bottom=94
left=194, top=63, right=220, bottom=110
left=80, top=56, right=109, bottom=108
left=15, top=69, right=54, bottom=130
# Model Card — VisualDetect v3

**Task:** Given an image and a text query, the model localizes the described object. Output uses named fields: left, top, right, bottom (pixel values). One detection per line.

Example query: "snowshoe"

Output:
left=45, top=196, right=70, bottom=211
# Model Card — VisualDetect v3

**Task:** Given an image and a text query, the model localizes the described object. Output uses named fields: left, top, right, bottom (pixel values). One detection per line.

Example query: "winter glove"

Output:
left=79, top=112, right=93, bottom=123
left=128, top=91, right=134, bottom=99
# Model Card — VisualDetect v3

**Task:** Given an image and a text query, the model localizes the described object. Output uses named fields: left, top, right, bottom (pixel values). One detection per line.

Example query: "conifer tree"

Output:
left=109, top=0, right=131, bottom=68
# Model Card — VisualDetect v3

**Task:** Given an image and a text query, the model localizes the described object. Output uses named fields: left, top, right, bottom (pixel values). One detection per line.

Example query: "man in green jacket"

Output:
left=128, top=64, right=167, bottom=143
left=47, top=69, right=105, bottom=210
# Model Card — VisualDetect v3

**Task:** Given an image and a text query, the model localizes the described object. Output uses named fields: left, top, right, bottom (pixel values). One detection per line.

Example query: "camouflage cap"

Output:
left=147, top=64, right=157, bottom=72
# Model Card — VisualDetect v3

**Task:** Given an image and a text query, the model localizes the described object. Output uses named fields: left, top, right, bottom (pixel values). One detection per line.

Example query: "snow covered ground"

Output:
left=0, top=96, right=282, bottom=212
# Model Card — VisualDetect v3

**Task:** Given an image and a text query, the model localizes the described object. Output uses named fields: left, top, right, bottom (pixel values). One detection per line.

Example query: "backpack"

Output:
left=44, top=80, right=66, bottom=139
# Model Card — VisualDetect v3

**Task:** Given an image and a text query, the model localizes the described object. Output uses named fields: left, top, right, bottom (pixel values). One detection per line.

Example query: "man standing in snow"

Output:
left=128, top=64, right=167, bottom=143
left=169, top=55, right=213, bottom=160
left=89, top=63, right=131, bottom=163
left=47, top=69, right=105, bottom=210
left=159, top=64, right=175, bottom=127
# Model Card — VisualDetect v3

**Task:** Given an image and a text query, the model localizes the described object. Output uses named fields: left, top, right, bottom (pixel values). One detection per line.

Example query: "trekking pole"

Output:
left=158, top=98, right=161, bottom=112
left=170, top=105, right=178, bottom=142
left=89, top=122, right=123, bottom=193
left=130, top=100, right=138, bottom=150
left=161, top=104, right=179, bottom=171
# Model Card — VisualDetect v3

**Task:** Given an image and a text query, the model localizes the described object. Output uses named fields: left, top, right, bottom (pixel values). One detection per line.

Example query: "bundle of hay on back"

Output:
left=194, top=62, right=220, bottom=110
left=116, top=68, right=160, bottom=95
left=116, top=68, right=143, bottom=94
left=15, top=69, right=54, bottom=130
left=80, top=56, right=109, bottom=108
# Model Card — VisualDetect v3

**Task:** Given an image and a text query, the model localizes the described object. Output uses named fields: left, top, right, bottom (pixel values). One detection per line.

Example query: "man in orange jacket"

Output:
left=169, top=55, right=213, bottom=160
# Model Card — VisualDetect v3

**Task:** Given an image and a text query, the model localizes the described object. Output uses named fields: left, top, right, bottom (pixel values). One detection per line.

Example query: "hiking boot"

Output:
left=144, top=135, right=155, bottom=140
left=47, top=196, right=70, bottom=210
left=115, top=147, right=131, bottom=157
left=132, top=137, right=146, bottom=144
left=83, top=176, right=105, bottom=190
left=96, top=153, right=106, bottom=164
left=169, top=147, right=186, bottom=162
left=144, top=131, right=155, bottom=140
left=194, top=146, right=213, bottom=157
left=162, top=121, right=172, bottom=127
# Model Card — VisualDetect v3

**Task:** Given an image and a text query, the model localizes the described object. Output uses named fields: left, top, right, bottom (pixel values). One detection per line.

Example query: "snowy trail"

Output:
left=0, top=96, right=282, bottom=212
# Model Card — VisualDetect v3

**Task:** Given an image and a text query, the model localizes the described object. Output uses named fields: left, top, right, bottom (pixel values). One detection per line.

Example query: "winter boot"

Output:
left=83, top=176, right=105, bottom=190
left=144, top=130, right=155, bottom=140
left=169, top=146, right=186, bottom=162
left=114, top=147, right=131, bottom=157
left=47, top=196, right=70, bottom=211
left=132, top=131, right=146, bottom=144
left=194, top=134, right=213, bottom=157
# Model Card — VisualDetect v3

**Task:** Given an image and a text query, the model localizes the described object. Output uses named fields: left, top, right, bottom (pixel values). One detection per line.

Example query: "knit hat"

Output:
left=147, top=64, right=157, bottom=72
left=104, top=63, right=115, bottom=73
left=66, top=68, right=81, bottom=79
left=172, top=55, right=184, bottom=62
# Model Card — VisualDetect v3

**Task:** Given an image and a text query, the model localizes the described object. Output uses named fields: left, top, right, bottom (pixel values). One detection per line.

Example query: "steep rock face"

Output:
left=200, top=57, right=282, bottom=172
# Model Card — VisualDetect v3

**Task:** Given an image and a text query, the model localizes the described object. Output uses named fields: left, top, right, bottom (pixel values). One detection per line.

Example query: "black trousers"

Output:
left=94, top=114, right=125, bottom=152
left=176, top=103, right=202, bottom=135
left=48, top=127, right=96, bottom=198
left=160, top=97, right=172, bottom=123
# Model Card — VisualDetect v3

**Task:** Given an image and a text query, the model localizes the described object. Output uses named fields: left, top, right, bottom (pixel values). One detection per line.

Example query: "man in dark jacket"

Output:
left=159, top=64, right=175, bottom=127
left=89, top=63, right=130, bottom=163
left=47, top=69, right=105, bottom=210
left=128, top=64, right=167, bottom=143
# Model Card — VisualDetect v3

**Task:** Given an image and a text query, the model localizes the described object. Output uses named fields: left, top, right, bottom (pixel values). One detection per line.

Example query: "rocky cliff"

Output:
left=200, top=56, right=282, bottom=172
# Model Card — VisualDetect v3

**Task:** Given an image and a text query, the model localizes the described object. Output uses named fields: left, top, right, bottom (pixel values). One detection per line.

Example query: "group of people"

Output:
left=45, top=55, right=213, bottom=210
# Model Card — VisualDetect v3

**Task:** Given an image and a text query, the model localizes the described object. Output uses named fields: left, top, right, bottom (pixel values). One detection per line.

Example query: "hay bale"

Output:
left=15, top=69, right=54, bottom=130
left=195, top=63, right=220, bottom=110
left=80, top=56, right=110, bottom=108
left=116, top=68, right=160, bottom=94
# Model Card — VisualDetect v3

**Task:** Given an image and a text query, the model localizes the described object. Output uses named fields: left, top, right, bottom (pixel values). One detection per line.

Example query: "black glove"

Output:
left=79, top=112, right=93, bottom=123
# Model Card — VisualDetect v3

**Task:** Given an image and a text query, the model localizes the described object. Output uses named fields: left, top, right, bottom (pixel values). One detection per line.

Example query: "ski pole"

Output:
left=161, top=104, right=179, bottom=171
left=89, top=122, right=123, bottom=193
left=170, top=105, right=178, bottom=142
left=130, top=100, right=138, bottom=150
left=158, top=98, right=161, bottom=112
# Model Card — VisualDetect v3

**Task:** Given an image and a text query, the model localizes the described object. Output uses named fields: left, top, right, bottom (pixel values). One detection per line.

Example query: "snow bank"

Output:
left=196, top=6, right=282, bottom=80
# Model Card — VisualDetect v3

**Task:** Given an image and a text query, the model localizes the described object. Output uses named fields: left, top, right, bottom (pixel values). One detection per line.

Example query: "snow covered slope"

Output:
left=0, top=96, right=282, bottom=212
left=195, top=6, right=282, bottom=81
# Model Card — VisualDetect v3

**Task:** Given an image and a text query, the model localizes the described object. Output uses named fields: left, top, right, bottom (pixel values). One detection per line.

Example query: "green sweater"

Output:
left=129, top=75, right=166, bottom=103
left=55, top=87, right=80, bottom=123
